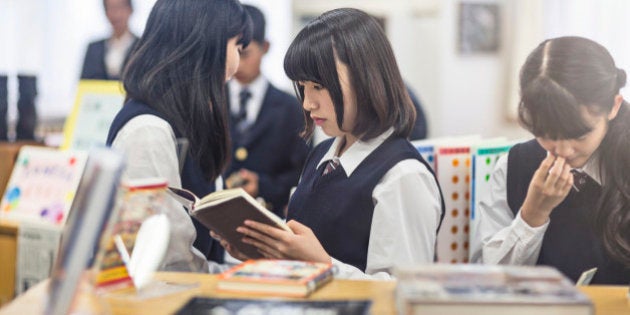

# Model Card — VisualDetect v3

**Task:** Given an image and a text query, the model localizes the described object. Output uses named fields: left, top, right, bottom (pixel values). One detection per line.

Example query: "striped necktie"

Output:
left=322, top=157, right=340, bottom=176
left=234, top=88, right=251, bottom=132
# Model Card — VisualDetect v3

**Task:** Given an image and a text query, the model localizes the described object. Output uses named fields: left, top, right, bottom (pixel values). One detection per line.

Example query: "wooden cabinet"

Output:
left=0, top=220, right=18, bottom=306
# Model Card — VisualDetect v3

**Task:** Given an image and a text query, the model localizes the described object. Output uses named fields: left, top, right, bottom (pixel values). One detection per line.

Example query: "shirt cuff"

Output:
left=330, top=257, right=394, bottom=281
left=513, top=209, right=549, bottom=241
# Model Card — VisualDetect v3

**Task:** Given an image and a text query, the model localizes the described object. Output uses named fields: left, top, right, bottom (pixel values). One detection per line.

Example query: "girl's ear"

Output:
left=608, top=95, right=624, bottom=120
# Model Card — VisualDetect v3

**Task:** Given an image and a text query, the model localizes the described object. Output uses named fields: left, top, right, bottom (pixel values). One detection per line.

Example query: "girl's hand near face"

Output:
left=237, top=220, right=332, bottom=264
left=520, top=153, right=574, bottom=227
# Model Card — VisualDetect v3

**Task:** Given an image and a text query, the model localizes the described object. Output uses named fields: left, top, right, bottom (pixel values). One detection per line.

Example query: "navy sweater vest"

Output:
left=106, top=99, right=224, bottom=263
left=288, top=136, right=444, bottom=272
left=507, top=139, right=629, bottom=284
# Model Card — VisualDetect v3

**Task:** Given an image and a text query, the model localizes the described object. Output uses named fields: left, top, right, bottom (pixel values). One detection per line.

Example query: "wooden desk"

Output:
left=0, top=272, right=628, bottom=315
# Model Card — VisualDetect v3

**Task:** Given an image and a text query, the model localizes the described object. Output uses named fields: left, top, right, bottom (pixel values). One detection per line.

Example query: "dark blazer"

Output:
left=226, top=82, right=309, bottom=217
left=80, top=35, right=138, bottom=80
left=407, top=86, right=428, bottom=140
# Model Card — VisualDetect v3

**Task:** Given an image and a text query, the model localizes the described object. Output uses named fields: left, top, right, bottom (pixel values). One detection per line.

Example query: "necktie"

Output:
left=322, top=157, right=340, bottom=176
left=571, top=169, right=592, bottom=192
left=235, top=88, right=251, bottom=132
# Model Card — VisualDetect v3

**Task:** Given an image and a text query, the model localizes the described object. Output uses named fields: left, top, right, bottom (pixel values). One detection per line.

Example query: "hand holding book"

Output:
left=234, top=219, right=332, bottom=264
left=167, top=187, right=291, bottom=259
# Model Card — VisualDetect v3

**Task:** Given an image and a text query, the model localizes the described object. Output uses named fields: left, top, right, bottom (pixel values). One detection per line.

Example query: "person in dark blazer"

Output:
left=80, top=0, right=138, bottom=80
left=407, top=85, right=428, bottom=140
left=225, top=5, right=309, bottom=218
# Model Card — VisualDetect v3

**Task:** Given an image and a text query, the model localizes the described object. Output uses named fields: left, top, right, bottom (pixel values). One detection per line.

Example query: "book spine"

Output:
left=305, top=267, right=334, bottom=294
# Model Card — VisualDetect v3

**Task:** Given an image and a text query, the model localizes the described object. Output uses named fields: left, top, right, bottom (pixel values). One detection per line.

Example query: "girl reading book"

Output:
left=106, top=0, right=251, bottom=272
left=217, top=8, right=445, bottom=279
left=470, top=36, right=630, bottom=284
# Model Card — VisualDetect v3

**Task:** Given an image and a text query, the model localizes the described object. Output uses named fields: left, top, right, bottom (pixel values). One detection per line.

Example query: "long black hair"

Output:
left=122, top=0, right=251, bottom=180
left=284, top=8, right=415, bottom=140
left=518, top=36, right=630, bottom=265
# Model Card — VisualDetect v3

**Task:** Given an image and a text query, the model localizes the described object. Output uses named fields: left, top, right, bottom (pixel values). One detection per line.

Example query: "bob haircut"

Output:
left=122, top=0, right=251, bottom=180
left=518, top=36, right=621, bottom=140
left=284, top=8, right=415, bottom=141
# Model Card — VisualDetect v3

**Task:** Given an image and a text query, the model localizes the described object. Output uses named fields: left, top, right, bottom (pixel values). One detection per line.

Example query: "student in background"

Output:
left=407, top=85, right=428, bottom=140
left=216, top=8, right=444, bottom=279
left=471, top=36, right=630, bottom=284
left=225, top=5, right=309, bottom=218
left=106, top=0, right=251, bottom=272
left=81, top=0, right=138, bottom=80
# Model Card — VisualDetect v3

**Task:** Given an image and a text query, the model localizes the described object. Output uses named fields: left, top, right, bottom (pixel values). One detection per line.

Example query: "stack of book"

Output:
left=217, top=259, right=334, bottom=297
left=394, top=264, right=593, bottom=315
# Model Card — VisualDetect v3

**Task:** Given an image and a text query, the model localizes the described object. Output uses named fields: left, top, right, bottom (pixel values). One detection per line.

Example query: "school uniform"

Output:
left=288, top=129, right=444, bottom=280
left=81, top=32, right=138, bottom=80
left=471, top=139, right=630, bottom=284
left=226, top=77, right=309, bottom=216
left=106, top=99, right=226, bottom=273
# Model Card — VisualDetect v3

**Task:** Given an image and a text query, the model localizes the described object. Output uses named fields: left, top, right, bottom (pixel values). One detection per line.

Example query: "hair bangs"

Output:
left=284, top=23, right=335, bottom=85
left=284, top=19, right=346, bottom=139
left=519, top=76, right=593, bottom=139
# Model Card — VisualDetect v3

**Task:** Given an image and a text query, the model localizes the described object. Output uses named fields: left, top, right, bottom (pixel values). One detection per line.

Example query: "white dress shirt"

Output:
left=470, top=152, right=601, bottom=265
left=112, top=115, right=219, bottom=273
left=105, top=31, right=135, bottom=78
left=228, top=75, right=268, bottom=126
left=315, top=129, right=442, bottom=280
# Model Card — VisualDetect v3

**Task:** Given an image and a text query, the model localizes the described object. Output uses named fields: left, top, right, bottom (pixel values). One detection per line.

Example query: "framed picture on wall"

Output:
left=458, top=3, right=500, bottom=54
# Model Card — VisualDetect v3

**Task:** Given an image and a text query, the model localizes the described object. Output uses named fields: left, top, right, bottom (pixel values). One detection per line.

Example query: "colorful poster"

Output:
left=0, top=146, right=87, bottom=225
left=469, top=142, right=512, bottom=258
left=435, top=144, right=472, bottom=263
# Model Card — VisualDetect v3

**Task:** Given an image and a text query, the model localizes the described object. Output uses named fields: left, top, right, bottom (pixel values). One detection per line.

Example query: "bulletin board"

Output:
left=61, top=80, right=125, bottom=150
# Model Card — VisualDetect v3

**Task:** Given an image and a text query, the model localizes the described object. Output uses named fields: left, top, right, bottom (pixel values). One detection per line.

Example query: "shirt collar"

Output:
left=574, top=151, right=601, bottom=185
left=317, top=128, right=395, bottom=177
left=228, top=75, right=268, bottom=113
left=108, top=31, right=134, bottom=48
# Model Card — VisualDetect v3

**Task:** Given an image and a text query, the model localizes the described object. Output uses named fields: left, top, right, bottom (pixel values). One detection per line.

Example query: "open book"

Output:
left=167, top=187, right=291, bottom=259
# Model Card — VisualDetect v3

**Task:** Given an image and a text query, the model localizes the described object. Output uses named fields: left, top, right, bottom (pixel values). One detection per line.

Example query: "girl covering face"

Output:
left=471, top=36, right=630, bottom=284
left=215, top=8, right=445, bottom=280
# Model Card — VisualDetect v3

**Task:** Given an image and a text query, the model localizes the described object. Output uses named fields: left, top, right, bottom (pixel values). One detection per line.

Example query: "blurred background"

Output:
left=1, top=0, right=629, bottom=141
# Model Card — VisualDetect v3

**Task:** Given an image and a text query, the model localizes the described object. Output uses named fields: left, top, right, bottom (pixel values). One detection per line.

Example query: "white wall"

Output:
left=241, top=0, right=293, bottom=92
left=292, top=0, right=527, bottom=140
left=10, top=0, right=630, bottom=141
left=3, top=0, right=539, bottom=140
left=0, top=0, right=157, bottom=121
left=432, top=0, right=524, bottom=139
